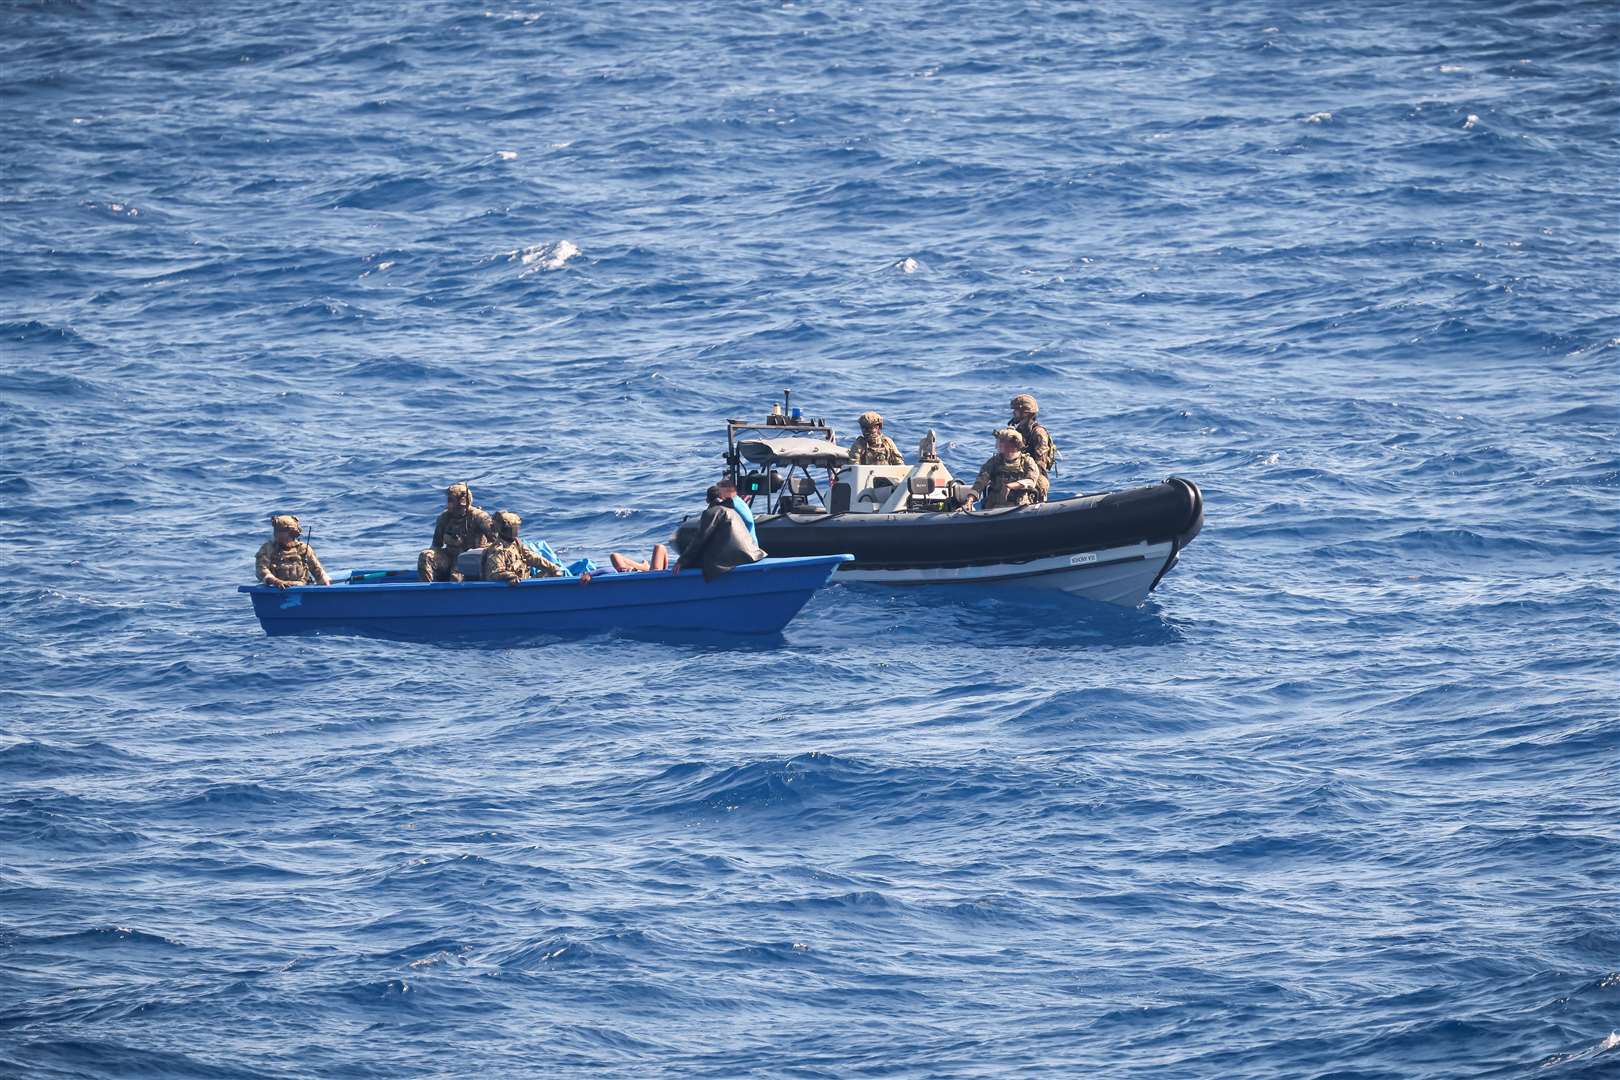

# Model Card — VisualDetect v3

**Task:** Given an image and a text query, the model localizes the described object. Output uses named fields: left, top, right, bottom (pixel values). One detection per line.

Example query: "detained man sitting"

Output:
left=674, top=485, right=766, bottom=581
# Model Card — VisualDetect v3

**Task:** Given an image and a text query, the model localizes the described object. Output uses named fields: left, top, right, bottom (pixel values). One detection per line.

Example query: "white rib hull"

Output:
left=836, top=540, right=1177, bottom=607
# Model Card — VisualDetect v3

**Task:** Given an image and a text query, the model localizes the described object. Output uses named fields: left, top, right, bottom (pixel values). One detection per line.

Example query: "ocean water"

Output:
left=2, top=1, right=1617, bottom=1076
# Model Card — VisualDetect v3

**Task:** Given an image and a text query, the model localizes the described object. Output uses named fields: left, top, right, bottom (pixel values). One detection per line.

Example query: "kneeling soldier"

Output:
left=418, top=482, right=495, bottom=582
left=481, top=511, right=570, bottom=584
left=256, top=515, right=331, bottom=589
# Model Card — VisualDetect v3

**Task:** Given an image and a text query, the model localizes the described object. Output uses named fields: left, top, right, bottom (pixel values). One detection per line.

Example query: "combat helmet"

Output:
left=857, top=411, right=884, bottom=430
left=994, top=426, right=1025, bottom=448
left=1010, top=394, right=1039, bottom=415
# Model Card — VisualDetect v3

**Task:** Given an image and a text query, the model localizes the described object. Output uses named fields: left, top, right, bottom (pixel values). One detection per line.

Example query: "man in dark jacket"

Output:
left=675, top=486, right=767, bottom=581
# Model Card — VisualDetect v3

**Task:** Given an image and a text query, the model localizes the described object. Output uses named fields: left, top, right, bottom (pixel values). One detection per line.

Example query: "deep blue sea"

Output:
left=3, top=1, right=1618, bottom=1077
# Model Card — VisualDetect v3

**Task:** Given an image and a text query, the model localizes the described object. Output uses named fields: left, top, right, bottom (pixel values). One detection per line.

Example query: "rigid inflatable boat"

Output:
left=681, top=394, right=1203, bottom=608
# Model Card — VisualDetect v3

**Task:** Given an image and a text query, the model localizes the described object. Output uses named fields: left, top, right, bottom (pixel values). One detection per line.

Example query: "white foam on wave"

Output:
left=1463, top=114, right=1479, bottom=130
left=510, top=240, right=580, bottom=272
left=1545, top=1032, right=1620, bottom=1068
left=1305, top=111, right=1332, bottom=124
left=1439, top=64, right=1467, bottom=73
left=896, top=257, right=920, bottom=274
left=497, top=150, right=517, bottom=161
left=484, top=9, right=542, bottom=25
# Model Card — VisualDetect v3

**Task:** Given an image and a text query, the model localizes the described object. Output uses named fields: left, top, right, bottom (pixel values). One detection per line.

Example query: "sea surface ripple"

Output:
left=2, top=2, right=1617, bottom=1077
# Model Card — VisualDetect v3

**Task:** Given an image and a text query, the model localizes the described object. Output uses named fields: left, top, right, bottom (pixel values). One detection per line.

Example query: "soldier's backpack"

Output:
left=1033, top=424, right=1058, bottom=473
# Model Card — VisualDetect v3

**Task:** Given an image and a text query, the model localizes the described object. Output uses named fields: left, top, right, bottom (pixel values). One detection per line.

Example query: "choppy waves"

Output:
left=3, top=0, right=1618, bottom=1077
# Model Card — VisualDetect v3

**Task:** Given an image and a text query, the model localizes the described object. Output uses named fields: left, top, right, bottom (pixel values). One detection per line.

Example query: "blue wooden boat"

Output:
left=238, top=555, right=852, bottom=638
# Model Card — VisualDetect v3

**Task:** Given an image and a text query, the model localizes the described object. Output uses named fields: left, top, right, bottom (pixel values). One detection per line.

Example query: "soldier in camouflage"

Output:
left=961, top=428, right=1042, bottom=510
left=255, top=515, right=331, bottom=588
left=418, top=482, right=496, bottom=582
left=846, top=411, right=906, bottom=465
left=481, top=511, right=570, bottom=584
left=1009, top=394, right=1055, bottom=502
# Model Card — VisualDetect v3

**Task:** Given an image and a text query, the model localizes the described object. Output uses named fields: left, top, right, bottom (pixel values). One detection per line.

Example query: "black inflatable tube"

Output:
left=682, top=478, right=1204, bottom=571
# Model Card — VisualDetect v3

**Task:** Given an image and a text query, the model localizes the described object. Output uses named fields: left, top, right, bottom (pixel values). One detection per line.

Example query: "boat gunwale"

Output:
left=237, top=554, right=853, bottom=595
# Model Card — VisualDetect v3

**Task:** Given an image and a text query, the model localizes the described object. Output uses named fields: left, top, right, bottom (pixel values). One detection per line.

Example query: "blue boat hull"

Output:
left=238, top=555, right=852, bottom=638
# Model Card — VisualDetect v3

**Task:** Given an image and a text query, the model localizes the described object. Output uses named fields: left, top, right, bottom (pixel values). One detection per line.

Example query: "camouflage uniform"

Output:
left=418, top=483, right=495, bottom=582
left=480, top=512, right=564, bottom=583
left=256, top=515, right=330, bottom=586
left=1011, top=395, right=1055, bottom=502
left=847, top=432, right=905, bottom=466
left=848, top=411, right=905, bottom=465
left=970, top=430, right=1042, bottom=509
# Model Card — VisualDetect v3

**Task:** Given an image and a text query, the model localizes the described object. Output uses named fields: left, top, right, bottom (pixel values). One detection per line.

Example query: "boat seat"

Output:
left=456, top=548, right=485, bottom=580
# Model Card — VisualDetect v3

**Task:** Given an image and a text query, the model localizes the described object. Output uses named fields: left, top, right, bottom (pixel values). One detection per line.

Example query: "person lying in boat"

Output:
left=612, top=477, right=749, bottom=575
left=482, top=511, right=579, bottom=585
left=256, top=514, right=330, bottom=589
left=1009, top=394, right=1056, bottom=502
left=673, top=485, right=766, bottom=581
left=959, top=428, right=1042, bottom=511
left=609, top=544, right=669, bottom=573
left=418, top=482, right=495, bottom=583
left=846, top=411, right=906, bottom=465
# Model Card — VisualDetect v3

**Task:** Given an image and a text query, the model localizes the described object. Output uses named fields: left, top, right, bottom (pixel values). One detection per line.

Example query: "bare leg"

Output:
left=610, top=552, right=649, bottom=573
left=649, top=543, right=668, bottom=571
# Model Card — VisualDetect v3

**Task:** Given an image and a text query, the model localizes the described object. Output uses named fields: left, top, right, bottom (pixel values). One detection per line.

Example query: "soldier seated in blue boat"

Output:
left=959, top=428, right=1042, bottom=511
left=482, top=511, right=583, bottom=585
left=418, top=482, right=496, bottom=583
left=673, top=485, right=766, bottom=581
left=256, top=514, right=330, bottom=589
